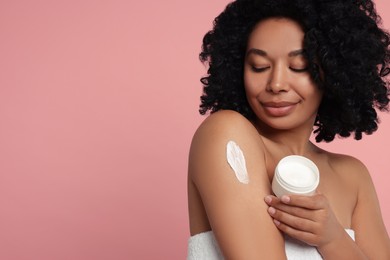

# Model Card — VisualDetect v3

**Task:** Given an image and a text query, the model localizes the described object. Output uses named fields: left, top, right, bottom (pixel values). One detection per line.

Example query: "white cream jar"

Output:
left=272, top=155, right=320, bottom=198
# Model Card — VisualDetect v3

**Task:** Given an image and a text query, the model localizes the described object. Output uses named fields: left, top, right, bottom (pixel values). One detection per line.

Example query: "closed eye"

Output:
left=251, top=66, right=270, bottom=72
left=290, top=67, right=308, bottom=73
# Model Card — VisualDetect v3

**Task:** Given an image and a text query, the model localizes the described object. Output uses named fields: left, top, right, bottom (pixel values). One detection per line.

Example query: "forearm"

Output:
left=318, top=232, right=368, bottom=260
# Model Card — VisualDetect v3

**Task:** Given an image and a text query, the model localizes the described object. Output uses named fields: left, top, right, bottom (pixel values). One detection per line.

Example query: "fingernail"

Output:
left=264, top=196, right=272, bottom=204
left=281, top=195, right=290, bottom=203
left=268, top=207, right=276, bottom=215
left=273, top=219, right=280, bottom=226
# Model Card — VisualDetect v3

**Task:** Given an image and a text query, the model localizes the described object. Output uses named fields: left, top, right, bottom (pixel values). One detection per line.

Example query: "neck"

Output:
left=254, top=118, right=317, bottom=156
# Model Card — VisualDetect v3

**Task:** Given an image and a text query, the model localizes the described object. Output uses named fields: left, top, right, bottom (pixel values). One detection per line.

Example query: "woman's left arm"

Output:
left=350, top=161, right=390, bottom=259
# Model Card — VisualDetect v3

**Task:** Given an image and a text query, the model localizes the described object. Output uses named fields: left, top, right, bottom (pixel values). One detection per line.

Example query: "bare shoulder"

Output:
left=324, top=151, right=390, bottom=258
left=326, top=151, right=371, bottom=185
left=189, top=109, right=266, bottom=183
left=193, top=110, right=260, bottom=142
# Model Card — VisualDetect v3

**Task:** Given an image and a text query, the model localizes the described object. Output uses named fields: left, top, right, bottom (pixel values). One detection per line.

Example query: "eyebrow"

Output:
left=246, top=48, right=305, bottom=57
left=288, top=49, right=304, bottom=57
left=246, top=48, right=267, bottom=57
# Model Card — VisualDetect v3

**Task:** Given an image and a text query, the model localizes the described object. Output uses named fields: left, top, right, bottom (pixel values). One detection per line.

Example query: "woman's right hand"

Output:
left=264, top=193, right=368, bottom=259
left=264, top=194, right=346, bottom=248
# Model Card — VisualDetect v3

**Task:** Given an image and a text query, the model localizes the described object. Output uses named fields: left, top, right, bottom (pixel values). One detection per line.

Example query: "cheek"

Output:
left=303, top=87, right=323, bottom=105
left=294, top=76, right=320, bottom=97
left=244, top=72, right=264, bottom=96
left=244, top=82, right=259, bottom=100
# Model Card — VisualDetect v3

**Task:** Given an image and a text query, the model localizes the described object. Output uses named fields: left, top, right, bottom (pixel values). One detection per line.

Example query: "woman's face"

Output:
left=244, top=18, right=322, bottom=131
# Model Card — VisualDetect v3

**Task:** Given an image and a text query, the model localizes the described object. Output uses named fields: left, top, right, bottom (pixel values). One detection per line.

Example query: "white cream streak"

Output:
left=226, top=141, right=249, bottom=184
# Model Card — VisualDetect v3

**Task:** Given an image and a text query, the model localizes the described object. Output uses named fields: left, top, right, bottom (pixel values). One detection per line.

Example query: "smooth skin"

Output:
left=188, top=18, right=390, bottom=259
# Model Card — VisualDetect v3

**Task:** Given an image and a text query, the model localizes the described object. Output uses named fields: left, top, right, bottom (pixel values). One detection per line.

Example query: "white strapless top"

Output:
left=187, top=229, right=355, bottom=260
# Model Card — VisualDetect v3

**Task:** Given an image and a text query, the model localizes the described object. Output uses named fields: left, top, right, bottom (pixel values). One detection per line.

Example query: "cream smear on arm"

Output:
left=226, top=141, right=249, bottom=184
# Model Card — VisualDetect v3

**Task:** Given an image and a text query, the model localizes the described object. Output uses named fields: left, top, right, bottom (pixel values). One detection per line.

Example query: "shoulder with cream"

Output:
left=189, top=110, right=266, bottom=182
left=190, top=110, right=265, bottom=172
left=188, top=110, right=287, bottom=259
left=190, top=109, right=264, bottom=157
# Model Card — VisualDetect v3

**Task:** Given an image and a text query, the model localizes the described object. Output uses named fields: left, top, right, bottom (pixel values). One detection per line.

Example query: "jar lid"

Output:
left=275, top=155, right=320, bottom=193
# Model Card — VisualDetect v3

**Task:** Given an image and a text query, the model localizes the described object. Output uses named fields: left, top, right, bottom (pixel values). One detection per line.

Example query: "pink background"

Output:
left=0, top=1, right=389, bottom=259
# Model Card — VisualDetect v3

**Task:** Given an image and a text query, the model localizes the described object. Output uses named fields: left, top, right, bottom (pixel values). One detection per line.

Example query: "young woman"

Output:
left=187, top=0, right=390, bottom=259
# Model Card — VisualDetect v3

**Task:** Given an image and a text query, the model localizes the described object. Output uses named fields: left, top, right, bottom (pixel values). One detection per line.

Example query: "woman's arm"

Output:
left=188, top=110, right=286, bottom=259
left=351, top=159, right=390, bottom=259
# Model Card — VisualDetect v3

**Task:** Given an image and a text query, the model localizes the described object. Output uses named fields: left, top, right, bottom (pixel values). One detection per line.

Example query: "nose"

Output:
left=267, top=63, right=289, bottom=93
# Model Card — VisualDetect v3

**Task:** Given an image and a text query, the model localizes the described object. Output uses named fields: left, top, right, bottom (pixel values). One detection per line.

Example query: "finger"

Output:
left=273, top=219, right=317, bottom=246
left=268, top=206, right=317, bottom=233
left=280, top=194, right=327, bottom=210
left=268, top=202, right=315, bottom=220
left=266, top=195, right=318, bottom=220
left=264, top=195, right=279, bottom=205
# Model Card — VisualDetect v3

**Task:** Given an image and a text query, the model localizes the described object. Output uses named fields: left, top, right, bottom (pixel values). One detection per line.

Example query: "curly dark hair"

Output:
left=199, top=0, right=390, bottom=142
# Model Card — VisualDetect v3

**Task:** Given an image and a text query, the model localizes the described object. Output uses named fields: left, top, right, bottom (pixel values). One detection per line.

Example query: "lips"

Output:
left=261, top=101, right=299, bottom=117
